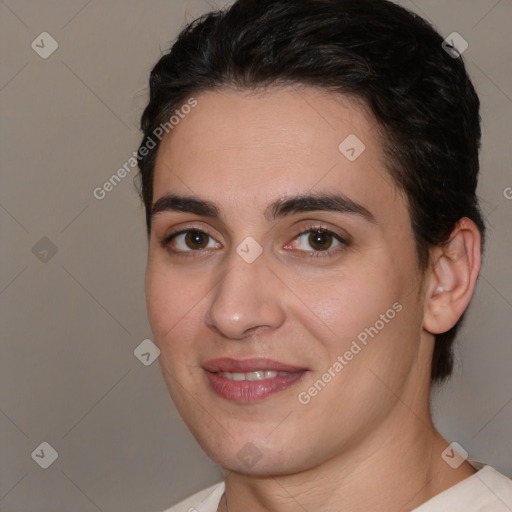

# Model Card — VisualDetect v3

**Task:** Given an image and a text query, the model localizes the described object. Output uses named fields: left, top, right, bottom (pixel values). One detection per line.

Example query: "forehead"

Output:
left=152, top=86, right=404, bottom=226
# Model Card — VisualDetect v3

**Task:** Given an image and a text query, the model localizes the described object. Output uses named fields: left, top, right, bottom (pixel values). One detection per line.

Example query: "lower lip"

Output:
left=205, top=371, right=307, bottom=403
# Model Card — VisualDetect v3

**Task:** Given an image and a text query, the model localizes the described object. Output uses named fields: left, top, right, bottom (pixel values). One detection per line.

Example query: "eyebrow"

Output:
left=151, top=192, right=376, bottom=224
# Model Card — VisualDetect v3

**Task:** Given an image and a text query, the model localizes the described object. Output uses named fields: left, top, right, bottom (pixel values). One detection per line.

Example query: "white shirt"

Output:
left=163, top=465, right=512, bottom=512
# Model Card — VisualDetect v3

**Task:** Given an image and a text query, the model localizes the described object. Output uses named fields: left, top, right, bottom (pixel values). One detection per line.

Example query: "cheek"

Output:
left=294, top=252, right=421, bottom=381
left=145, top=263, right=194, bottom=343
left=145, top=265, right=170, bottom=338
left=327, top=280, right=423, bottom=389
left=291, top=263, right=403, bottom=350
left=145, top=259, right=214, bottom=380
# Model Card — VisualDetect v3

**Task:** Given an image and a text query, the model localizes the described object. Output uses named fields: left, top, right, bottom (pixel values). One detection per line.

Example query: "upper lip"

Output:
left=203, top=358, right=307, bottom=373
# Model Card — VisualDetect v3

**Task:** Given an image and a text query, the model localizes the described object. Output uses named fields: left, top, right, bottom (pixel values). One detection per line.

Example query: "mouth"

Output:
left=202, top=358, right=308, bottom=403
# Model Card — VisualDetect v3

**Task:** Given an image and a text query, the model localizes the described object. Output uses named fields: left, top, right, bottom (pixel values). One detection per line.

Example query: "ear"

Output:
left=423, top=218, right=482, bottom=335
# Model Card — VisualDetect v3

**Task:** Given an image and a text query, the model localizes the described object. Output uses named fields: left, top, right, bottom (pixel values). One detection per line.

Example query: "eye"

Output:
left=287, top=227, right=348, bottom=257
left=161, top=226, right=348, bottom=258
left=162, top=229, right=221, bottom=254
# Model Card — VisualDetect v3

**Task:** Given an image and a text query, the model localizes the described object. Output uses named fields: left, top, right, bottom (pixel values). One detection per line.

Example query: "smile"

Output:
left=203, top=358, right=308, bottom=402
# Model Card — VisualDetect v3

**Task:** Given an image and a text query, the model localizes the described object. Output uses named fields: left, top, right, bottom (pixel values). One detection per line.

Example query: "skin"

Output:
left=145, top=86, right=481, bottom=511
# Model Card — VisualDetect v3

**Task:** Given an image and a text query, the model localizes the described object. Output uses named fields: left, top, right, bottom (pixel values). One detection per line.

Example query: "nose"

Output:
left=204, top=249, right=286, bottom=340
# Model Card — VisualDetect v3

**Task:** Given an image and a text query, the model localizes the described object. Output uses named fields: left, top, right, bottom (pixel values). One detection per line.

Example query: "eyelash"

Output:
left=160, top=225, right=349, bottom=259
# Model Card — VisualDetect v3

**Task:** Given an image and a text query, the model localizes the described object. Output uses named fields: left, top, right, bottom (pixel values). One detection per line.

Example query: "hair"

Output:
left=136, top=0, right=486, bottom=383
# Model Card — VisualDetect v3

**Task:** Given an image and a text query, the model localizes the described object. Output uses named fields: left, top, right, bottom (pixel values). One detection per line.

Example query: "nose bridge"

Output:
left=205, top=247, right=285, bottom=339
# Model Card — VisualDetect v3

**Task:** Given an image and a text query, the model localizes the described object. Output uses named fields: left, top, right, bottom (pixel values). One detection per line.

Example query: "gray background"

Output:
left=1, top=1, right=511, bottom=511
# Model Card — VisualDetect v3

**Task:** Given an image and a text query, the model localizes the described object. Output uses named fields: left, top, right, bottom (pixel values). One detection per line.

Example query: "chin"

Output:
left=213, top=450, right=301, bottom=477
left=194, top=430, right=311, bottom=476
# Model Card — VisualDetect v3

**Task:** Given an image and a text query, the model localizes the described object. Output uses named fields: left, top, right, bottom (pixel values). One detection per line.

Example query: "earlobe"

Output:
left=423, top=218, right=482, bottom=335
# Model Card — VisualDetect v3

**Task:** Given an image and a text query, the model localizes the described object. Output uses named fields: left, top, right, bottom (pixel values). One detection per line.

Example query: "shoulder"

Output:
left=414, top=466, right=512, bottom=512
left=160, top=482, right=225, bottom=512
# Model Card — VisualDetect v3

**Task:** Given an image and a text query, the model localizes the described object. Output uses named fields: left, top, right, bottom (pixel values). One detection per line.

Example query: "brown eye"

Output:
left=294, top=229, right=343, bottom=252
left=308, top=230, right=334, bottom=251
left=184, top=230, right=209, bottom=249
left=288, top=227, right=349, bottom=258
left=162, top=229, right=220, bottom=253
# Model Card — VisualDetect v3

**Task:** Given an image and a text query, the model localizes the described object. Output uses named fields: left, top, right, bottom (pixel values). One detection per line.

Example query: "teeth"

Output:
left=247, top=371, right=266, bottom=381
left=219, top=370, right=286, bottom=381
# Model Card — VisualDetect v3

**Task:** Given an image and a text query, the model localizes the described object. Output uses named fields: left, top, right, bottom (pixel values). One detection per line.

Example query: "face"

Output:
left=145, top=87, right=429, bottom=476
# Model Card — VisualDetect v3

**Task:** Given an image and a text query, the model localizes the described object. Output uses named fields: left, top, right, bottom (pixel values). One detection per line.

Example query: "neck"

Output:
left=218, top=398, right=475, bottom=512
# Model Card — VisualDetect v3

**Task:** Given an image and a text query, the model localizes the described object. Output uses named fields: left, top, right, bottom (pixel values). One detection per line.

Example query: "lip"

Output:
left=203, top=358, right=308, bottom=403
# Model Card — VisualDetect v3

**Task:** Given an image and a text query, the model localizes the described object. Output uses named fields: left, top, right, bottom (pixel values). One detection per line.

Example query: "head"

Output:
left=137, top=0, right=485, bottom=475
